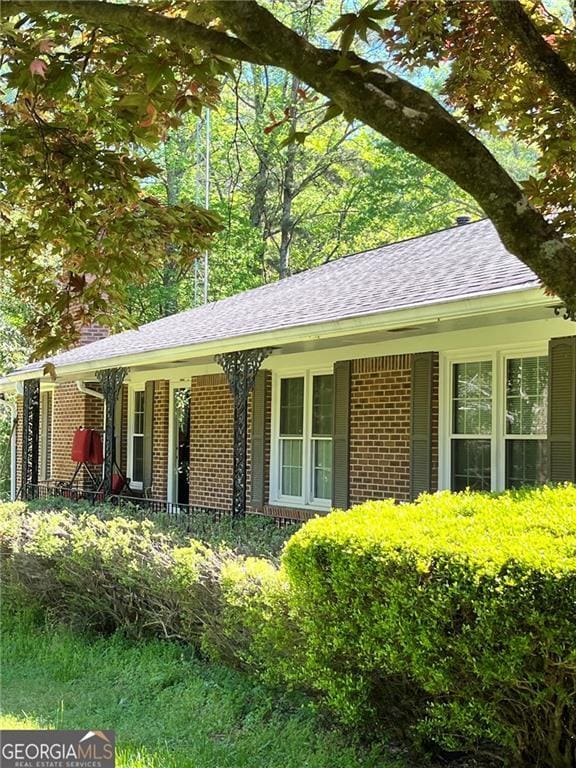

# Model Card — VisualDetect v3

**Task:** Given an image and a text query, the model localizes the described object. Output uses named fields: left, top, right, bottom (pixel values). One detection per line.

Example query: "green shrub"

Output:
left=4, top=487, right=576, bottom=767
left=0, top=503, right=228, bottom=643
left=202, top=557, right=299, bottom=682
left=26, top=496, right=299, bottom=558
left=282, top=486, right=576, bottom=767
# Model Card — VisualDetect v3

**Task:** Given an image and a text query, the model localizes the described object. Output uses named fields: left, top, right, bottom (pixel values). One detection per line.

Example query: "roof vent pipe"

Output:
left=456, top=215, right=471, bottom=226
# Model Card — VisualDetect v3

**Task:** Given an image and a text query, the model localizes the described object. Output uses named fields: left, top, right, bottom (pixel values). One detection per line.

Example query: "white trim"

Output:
left=76, top=380, right=104, bottom=400
left=39, top=391, right=53, bottom=482
left=126, top=384, right=145, bottom=491
left=270, top=367, right=333, bottom=511
left=439, top=342, right=548, bottom=492
left=167, top=380, right=191, bottom=505
left=3, top=288, right=553, bottom=384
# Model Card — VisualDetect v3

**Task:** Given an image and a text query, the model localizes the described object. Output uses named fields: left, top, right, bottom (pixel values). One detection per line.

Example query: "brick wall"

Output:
left=348, top=353, right=439, bottom=505
left=78, top=324, right=109, bottom=346
left=14, top=353, right=438, bottom=507
left=51, top=382, right=104, bottom=482
left=189, top=373, right=234, bottom=511
left=151, top=380, right=169, bottom=499
left=349, top=355, right=413, bottom=504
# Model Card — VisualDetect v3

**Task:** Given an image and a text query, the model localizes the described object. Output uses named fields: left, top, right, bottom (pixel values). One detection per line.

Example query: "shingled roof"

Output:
left=12, top=219, right=541, bottom=376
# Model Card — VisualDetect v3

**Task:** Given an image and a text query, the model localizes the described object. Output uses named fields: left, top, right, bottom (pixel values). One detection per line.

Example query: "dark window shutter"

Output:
left=410, top=352, right=434, bottom=500
left=548, top=337, right=576, bottom=483
left=332, top=360, right=351, bottom=510
left=143, top=381, right=155, bottom=490
left=250, top=371, right=267, bottom=508
left=114, top=385, right=123, bottom=468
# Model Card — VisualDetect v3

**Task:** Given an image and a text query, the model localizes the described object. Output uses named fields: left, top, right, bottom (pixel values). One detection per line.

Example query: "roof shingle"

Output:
left=13, top=219, right=540, bottom=375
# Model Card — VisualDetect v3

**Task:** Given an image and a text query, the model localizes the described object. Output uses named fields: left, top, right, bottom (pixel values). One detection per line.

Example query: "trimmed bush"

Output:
left=3, top=486, right=576, bottom=767
left=202, top=556, right=297, bottom=681
left=282, top=486, right=576, bottom=767
left=26, top=496, right=299, bottom=557
left=0, top=503, right=228, bottom=642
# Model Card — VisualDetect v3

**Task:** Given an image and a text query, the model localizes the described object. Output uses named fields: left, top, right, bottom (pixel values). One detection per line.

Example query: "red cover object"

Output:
left=71, top=428, right=92, bottom=463
left=111, top=474, right=125, bottom=493
left=89, top=430, right=103, bottom=465
left=71, top=428, right=104, bottom=465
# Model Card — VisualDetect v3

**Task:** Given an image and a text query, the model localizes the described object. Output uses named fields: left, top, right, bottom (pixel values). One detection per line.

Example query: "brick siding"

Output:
left=350, top=355, right=411, bottom=504
left=189, top=373, right=234, bottom=511
left=151, top=380, right=169, bottom=499
left=348, top=353, right=439, bottom=505
left=15, top=396, right=23, bottom=492
left=52, top=382, right=104, bottom=483
left=15, top=352, right=439, bottom=509
left=77, top=324, right=109, bottom=346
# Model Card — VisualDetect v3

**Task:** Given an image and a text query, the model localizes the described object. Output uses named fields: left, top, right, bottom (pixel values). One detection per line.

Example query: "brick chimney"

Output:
left=77, top=324, right=110, bottom=347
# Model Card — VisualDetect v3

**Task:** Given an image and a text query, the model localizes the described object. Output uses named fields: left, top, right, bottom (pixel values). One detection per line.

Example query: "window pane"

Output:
left=281, top=439, right=303, bottom=496
left=280, top=378, right=304, bottom=436
left=451, top=439, right=491, bottom=491
left=312, top=375, right=333, bottom=437
left=453, top=361, right=492, bottom=435
left=134, top=391, right=145, bottom=434
left=132, top=435, right=144, bottom=483
left=506, top=440, right=548, bottom=488
left=506, top=356, right=548, bottom=435
left=313, top=440, right=332, bottom=500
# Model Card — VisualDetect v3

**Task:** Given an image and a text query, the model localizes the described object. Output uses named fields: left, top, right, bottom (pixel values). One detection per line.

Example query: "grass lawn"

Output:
left=0, top=613, right=407, bottom=768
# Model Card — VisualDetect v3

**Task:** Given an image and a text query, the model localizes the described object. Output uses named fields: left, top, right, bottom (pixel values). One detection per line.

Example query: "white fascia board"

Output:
left=3, top=286, right=551, bottom=384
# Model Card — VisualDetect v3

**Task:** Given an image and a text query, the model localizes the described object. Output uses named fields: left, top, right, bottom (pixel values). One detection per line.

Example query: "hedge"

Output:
left=2, top=486, right=576, bottom=767
left=282, top=486, right=576, bottom=767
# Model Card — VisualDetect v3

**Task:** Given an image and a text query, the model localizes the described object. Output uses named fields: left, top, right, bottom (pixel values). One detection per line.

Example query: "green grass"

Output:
left=0, top=613, right=407, bottom=768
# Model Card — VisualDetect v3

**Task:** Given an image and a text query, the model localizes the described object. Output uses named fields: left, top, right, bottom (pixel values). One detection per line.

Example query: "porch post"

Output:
left=20, top=378, right=40, bottom=500
left=215, top=348, right=272, bottom=517
left=95, top=368, right=127, bottom=497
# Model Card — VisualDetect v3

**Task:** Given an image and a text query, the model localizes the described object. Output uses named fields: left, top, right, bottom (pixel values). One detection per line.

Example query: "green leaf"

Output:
left=327, top=13, right=357, bottom=33
left=340, top=24, right=357, bottom=54
left=319, top=102, right=343, bottom=125
left=279, top=130, right=309, bottom=148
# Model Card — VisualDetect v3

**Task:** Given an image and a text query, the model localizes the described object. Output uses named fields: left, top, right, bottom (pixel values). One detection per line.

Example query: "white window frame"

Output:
left=439, top=343, right=548, bottom=492
left=127, top=384, right=145, bottom=490
left=39, top=390, right=54, bottom=482
left=270, top=367, right=333, bottom=511
left=167, top=381, right=191, bottom=506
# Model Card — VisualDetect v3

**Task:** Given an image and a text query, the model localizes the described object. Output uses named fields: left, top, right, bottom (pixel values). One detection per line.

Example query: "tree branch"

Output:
left=4, top=0, right=576, bottom=308
left=209, top=1, right=576, bottom=307
left=1, top=0, right=265, bottom=64
left=490, top=0, right=576, bottom=110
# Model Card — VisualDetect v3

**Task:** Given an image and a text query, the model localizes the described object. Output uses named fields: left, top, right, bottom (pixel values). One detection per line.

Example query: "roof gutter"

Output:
left=2, top=285, right=553, bottom=385
left=76, top=380, right=104, bottom=400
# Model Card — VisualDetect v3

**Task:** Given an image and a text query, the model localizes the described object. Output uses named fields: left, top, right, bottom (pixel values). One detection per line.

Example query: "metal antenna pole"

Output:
left=193, top=109, right=211, bottom=306
left=203, top=108, right=210, bottom=304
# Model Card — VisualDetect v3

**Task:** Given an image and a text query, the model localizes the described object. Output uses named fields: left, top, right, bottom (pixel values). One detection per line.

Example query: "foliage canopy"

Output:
left=1, top=0, right=575, bottom=353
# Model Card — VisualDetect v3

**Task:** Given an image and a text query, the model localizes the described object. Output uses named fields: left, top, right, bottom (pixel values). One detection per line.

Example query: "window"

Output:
left=129, top=389, right=145, bottom=488
left=451, top=361, right=492, bottom=491
left=446, top=352, right=548, bottom=492
left=275, top=372, right=333, bottom=506
left=505, top=356, right=548, bottom=488
left=39, top=391, right=53, bottom=481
